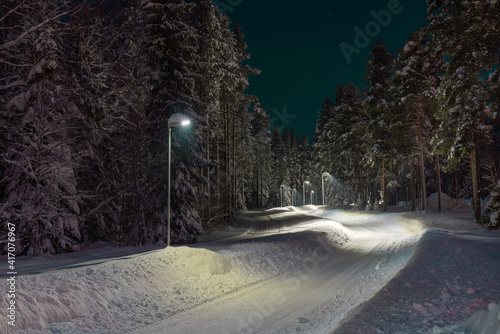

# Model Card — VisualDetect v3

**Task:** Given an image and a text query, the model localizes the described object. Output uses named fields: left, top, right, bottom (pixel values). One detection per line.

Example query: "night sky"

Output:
left=220, top=0, right=429, bottom=140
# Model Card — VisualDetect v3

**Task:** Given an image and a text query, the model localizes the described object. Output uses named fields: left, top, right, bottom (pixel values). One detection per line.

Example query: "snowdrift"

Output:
left=1, top=218, right=352, bottom=333
left=2, top=247, right=236, bottom=333
left=1, top=208, right=499, bottom=334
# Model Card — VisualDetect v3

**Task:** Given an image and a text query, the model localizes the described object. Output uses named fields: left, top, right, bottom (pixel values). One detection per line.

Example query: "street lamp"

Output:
left=280, top=184, right=286, bottom=207
left=322, top=172, right=329, bottom=220
left=167, top=113, right=191, bottom=247
left=311, top=190, right=315, bottom=205
left=303, top=181, right=310, bottom=206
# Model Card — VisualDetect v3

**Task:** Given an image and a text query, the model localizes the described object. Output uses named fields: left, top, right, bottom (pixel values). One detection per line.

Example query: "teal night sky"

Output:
left=220, top=0, right=429, bottom=140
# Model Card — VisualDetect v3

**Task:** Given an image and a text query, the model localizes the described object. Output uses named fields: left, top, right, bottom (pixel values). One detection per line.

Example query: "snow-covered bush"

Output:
left=481, top=181, right=500, bottom=229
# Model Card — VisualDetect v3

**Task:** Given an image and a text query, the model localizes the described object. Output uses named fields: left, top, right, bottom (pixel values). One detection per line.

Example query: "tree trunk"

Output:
left=436, top=154, right=442, bottom=212
left=434, top=120, right=441, bottom=212
left=256, top=153, right=260, bottom=207
left=394, top=166, right=398, bottom=205
left=411, top=158, right=416, bottom=211
left=225, top=103, right=230, bottom=221
left=216, top=130, right=220, bottom=211
left=232, top=108, right=236, bottom=214
left=471, top=131, right=481, bottom=221
left=416, top=103, right=427, bottom=212
left=356, top=146, right=363, bottom=206
left=382, top=161, right=387, bottom=212
left=206, top=116, right=211, bottom=220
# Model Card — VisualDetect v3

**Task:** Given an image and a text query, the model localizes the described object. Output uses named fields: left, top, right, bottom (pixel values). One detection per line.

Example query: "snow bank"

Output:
left=334, top=211, right=500, bottom=334
left=427, top=192, right=472, bottom=211
left=4, top=208, right=495, bottom=334
left=464, top=302, right=500, bottom=334
left=429, top=302, right=500, bottom=334
left=1, top=217, right=352, bottom=334
left=1, top=247, right=243, bottom=333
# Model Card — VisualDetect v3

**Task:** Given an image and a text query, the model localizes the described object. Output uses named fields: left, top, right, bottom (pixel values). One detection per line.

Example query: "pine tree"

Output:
left=482, top=181, right=500, bottom=229
left=143, top=0, right=203, bottom=243
left=364, top=40, right=395, bottom=211
left=62, top=0, right=122, bottom=243
left=312, top=96, right=334, bottom=175
left=195, top=0, right=223, bottom=225
left=250, top=102, right=272, bottom=208
left=100, top=0, right=155, bottom=245
left=287, top=128, right=302, bottom=205
left=270, top=124, right=291, bottom=206
left=195, top=1, right=258, bottom=223
left=427, top=0, right=495, bottom=221
left=0, top=0, right=84, bottom=255
left=392, top=28, right=443, bottom=212
left=333, top=83, right=367, bottom=207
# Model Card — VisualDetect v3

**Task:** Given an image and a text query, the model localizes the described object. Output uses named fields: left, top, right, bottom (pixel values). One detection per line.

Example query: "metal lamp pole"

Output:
left=167, top=113, right=191, bottom=247
left=280, top=184, right=286, bottom=207
left=303, top=181, right=310, bottom=206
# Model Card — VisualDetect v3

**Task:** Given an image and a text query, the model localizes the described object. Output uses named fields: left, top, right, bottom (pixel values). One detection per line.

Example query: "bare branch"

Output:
left=0, top=79, right=26, bottom=90
left=0, top=8, right=71, bottom=52
left=0, top=1, right=28, bottom=24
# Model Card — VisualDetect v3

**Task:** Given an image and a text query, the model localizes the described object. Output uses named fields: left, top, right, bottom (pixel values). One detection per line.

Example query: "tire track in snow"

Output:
left=139, top=215, right=419, bottom=334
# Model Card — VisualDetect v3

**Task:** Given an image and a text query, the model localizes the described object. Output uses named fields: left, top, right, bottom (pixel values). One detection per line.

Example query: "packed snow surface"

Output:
left=1, top=204, right=499, bottom=333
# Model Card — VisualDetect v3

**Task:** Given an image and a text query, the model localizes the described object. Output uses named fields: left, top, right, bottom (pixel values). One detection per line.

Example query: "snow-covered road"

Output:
left=134, top=208, right=423, bottom=334
left=2, top=206, right=500, bottom=334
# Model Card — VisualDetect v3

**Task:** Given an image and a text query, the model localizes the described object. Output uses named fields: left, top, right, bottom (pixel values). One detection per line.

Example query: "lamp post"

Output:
left=280, top=184, right=286, bottom=207
left=167, top=113, right=191, bottom=247
left=303, top=181, right=310, bottom=206
left=322, top=172, right=329, bottom=220
left=311, top=190, right=315, bottom=205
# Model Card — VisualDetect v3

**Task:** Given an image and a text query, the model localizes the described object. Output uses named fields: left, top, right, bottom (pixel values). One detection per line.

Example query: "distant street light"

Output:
left=167, top=113, right=191, bottom=247
left=322, top=172, right=329, bottom=220
left=303, top=181, right=310, bottom=206
left=280, top=184, right=286, bottom=207
left=311, top=190, right=315, bottom=205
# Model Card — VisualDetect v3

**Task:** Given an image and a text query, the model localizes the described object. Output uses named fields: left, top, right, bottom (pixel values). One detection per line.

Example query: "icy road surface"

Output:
left=134, top=207, right=424, bottom=334
left=3, top=205, right=499, bottom=334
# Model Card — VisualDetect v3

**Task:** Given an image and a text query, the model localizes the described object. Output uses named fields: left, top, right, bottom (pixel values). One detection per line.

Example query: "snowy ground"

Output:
left=1, top=198, right=499, bottom=333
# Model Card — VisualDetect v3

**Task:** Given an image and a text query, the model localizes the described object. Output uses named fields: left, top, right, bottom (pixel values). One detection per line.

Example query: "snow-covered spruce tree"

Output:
left=392, top=28, right=444, bottom=212
left=195, top=0, right=223, bottom=226
left=143, top=0, right=203, bottom=243
left=250, top=102, right=272, bottom=208
left=326, top=83, right=367, bottom=207
left=232, top=96, right=255, bottom=211
left=85, top=0, right=158, bottom=246
left=363, top=40, right=395, bottom=211
left=270, top=124, right=291, bottom=206
left=312, top=97, right=334, bottom=177
left=61, top=0, right=123, bottom=244
left=196, top=1, right=258, bottom=221
left=286, top=128, right=303, bottom=203
left=427, top=0, right=495, bottom=221
left=279, top=127, right=294, bottom=205
left=297, top=133, right=313, bottom=204
left=481, top=181, right=500, bottom=229
left=230, top=25, right=260, bottom=212
left=0, top=1, right=84, bottom=255
left=218, top=13, right=241, bottom=219
left=202, top=6, right=252, bottom=224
